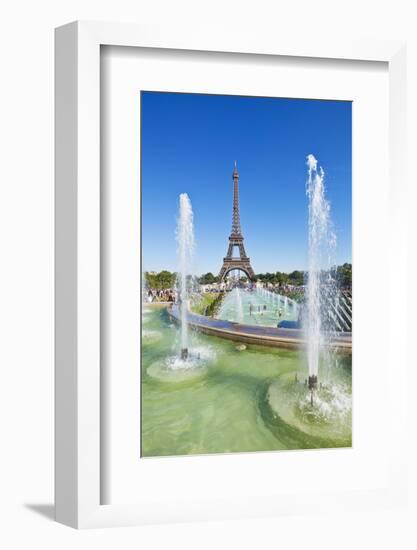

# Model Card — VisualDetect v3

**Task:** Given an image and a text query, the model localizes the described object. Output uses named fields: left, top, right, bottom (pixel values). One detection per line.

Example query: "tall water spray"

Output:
left=235, top=288, right=244, bottom=323
left=305, top=154, right=335, bottom=400
left=176, top=193, right=195, bottom=360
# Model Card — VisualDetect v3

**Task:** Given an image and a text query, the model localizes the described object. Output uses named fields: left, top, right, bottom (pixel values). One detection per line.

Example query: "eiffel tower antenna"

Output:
left=218, top=163, right=256, bottom=282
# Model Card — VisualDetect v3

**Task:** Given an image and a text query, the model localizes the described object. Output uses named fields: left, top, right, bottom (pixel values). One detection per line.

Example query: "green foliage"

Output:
left=144, top=270, right=176, bottom=290
left=334, top=263, right=352, bottom=288
left=205, top=293, right=224, bottom=317
left=255, top=270, right=305, bottom=286
left=288, top=270, right=304, bottom=286
left=145, top=264, right=352, bottom=292
left=253, top=265, right=351, bottom=289
left=198, top=272, right=219, bottom=285
left=285, top=290, right=305, bottom=303
left=191, top=291, right=225, bottom=317
left=191, top=292, right=215, bottom=315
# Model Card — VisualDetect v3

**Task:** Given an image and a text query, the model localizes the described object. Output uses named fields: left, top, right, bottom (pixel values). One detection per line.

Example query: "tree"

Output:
left=335, top=263, right=352, bottom=288
left=254, top=265, right=350, bottom=288
left=158, top=270, right=176, bottom=289
left=144, top=272, right=157, bottom=289
left=144, top=270, right=176, bottom=290
left=275, top=271, right=286, bottom=285
left=288, top=270, right=305, bottom=286
left=198, top=272, right=218, bottom=285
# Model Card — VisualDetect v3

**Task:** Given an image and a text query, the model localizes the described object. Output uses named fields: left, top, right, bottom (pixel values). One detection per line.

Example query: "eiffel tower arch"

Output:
left=218, top=163, right=256, bottom=282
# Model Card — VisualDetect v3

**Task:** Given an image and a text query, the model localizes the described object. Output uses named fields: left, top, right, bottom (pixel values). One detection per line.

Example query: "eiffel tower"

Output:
left=218, top=163, right=256, bottom=282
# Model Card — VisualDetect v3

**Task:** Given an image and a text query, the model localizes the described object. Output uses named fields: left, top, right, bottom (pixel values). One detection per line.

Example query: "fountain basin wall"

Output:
left=167, top=305, right=351, bottom=353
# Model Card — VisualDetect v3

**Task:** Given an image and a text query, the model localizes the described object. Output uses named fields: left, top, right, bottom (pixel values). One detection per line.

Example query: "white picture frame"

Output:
left=55, top=21, right=407, bottom=529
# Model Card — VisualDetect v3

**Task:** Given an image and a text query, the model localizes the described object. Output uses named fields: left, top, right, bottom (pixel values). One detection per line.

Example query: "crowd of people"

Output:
left=146, top=288, right=176, bottom=303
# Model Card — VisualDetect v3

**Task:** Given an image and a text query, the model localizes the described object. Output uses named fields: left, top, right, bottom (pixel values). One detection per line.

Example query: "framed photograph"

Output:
left=139, top=91, right=353, bottom=459
left=55, top=21, right=407, bottom=528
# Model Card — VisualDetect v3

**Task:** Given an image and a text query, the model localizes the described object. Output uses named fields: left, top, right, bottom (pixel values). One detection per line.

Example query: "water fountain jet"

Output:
left=176, top=193, right=194, bottom=361
left=305, top=154, right=336, bottom=397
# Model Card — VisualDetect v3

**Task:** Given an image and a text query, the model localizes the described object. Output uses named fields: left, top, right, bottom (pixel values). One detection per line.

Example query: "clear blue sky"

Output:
left=141, top=91, right=351, bottom=275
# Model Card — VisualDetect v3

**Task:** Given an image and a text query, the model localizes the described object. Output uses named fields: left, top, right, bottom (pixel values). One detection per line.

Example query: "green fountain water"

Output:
left=216, top=287, right=299, bottom=327
left=141, top=306, right=352, bottom=458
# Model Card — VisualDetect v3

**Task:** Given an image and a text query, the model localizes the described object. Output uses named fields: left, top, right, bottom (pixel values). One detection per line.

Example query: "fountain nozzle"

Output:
left=308, top=375, right=318, bottom=406
left=308, top=375, right=318, bottom=391
left=181, top=348, right=188, bottom=361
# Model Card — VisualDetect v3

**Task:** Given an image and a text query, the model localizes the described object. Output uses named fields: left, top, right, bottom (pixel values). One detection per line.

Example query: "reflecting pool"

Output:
left=216, top=288, right=299, bottom=328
